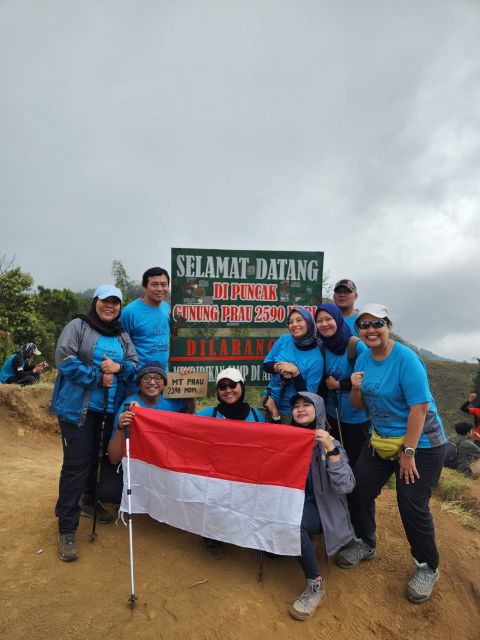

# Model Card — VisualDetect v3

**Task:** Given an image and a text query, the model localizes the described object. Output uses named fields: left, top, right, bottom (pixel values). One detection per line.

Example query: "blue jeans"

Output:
left=349, top=443, right=446, bottom=570
left=298, top=499, right=323, bottom=579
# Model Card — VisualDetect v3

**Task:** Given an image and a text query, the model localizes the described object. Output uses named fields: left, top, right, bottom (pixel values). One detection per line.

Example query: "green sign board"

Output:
left=170, top=248, right=324, bottom=385
left=171, top=248, right=323, bottom=328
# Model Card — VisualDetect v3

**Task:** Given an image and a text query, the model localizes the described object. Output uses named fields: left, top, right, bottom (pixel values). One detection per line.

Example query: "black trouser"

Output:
left=56, top=410, right=117, bottom=534
left=349, top=442, right=446, bottom=570
left=6, top=371, right=38, bottom=385
left=326, top=415, right=369, bottom=469
left=298, top=499, right=323, bottom=579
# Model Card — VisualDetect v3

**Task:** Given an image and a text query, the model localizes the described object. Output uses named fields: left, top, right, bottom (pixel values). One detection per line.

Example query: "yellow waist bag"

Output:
left=370, top=427, right=405, bottom=460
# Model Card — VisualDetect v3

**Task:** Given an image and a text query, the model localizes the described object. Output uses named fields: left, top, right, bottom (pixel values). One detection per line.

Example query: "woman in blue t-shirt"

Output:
left=51, top=284, right=137, bottom=563
left=315, top=303, right=369, bottom=468
left=335, top=304, right=447, bottom=606
left=196, top=367, right=265, bottom=557
left=262, top=307, right=324, bottom=422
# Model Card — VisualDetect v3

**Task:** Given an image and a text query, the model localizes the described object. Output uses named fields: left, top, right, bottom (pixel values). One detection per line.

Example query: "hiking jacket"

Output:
left=295, top=392, right=356, bottom=557
left=51, top=318, right=137, bottom=426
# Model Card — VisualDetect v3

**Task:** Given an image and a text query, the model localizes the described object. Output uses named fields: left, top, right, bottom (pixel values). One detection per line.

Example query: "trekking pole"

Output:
left=332, top=391, right=344, bottom=448
left=257, top=551, right=264, bottom=584
left=89, top=388, right=109, bottom=542
left=123, top=402, right=137, bottom=609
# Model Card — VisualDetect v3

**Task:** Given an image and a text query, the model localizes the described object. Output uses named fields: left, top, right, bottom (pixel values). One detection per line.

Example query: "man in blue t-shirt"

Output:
left=121, top=267, right=171, bottom=372
left=333, top=279, right=359, bottom=337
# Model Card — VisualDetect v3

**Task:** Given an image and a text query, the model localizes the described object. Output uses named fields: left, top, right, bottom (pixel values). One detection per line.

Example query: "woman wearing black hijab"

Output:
left=51, top=284, right=137, bottom=563
left=196, top=367, right=265, bottom=557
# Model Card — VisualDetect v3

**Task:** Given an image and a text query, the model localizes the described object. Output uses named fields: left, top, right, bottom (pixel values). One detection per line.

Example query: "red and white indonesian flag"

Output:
left=120, top=408, right=314, bottom=555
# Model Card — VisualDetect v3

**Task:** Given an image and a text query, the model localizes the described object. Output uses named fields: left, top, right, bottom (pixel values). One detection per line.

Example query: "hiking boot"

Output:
left=203, top=537, right=225, bottom=559
left=405, top=558, right=439, bottom=603
left=289, top=578, right=326, bottom=621
left=335, top=538, right=376, bottom=569
left=58, top=533, right=78, bottom=562
left=80, top=501, right=114, bottom=524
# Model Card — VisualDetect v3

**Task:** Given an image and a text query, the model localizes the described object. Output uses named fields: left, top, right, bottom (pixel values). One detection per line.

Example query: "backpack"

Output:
left=443, top=439, right=458, bottom=469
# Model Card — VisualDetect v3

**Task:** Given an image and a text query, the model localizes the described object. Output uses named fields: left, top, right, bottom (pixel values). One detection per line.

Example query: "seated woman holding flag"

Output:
left=288, top=391, right=355, bottom=621
left=262, top=307, right=323, bottom=423
left=196, top=367, right=265, bottom=557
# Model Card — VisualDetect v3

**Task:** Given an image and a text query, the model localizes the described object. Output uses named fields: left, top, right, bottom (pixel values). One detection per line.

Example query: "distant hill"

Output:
left=426, top=360, right=477, bottom=433
left=392, top=333, right=454, bottom=362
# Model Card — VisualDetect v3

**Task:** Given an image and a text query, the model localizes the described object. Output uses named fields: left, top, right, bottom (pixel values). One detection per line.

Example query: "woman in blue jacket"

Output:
left=51, top=284, right=137, bottom=563
left=263, top=307, right=323, bottom=422
left=289, top=392, right=355, bottom=621
left=315, top=303, right=370, bottom=468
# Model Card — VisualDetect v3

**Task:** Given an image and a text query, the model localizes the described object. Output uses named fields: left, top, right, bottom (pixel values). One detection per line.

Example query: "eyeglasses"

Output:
left=141, top=374, right=164, bottom=383
left=357, top=319, right=388, bottom=330
left=217, top=381, right=239, bottom=391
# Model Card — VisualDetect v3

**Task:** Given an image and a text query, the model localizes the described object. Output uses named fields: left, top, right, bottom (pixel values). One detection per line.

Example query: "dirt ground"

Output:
left=0, top=387, right=479, bottom=640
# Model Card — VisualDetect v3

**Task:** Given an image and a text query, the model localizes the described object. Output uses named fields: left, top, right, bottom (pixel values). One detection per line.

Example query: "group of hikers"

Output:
left=2, top=267, right=479, bottom=621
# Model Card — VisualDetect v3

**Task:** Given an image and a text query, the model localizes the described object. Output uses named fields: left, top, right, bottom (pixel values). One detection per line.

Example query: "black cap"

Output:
left=334, top=279, right=357, bottom=293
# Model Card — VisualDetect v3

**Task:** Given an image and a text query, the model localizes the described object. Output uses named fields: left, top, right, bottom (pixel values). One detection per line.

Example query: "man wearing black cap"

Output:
left=333, top=279, right=359, bottom=337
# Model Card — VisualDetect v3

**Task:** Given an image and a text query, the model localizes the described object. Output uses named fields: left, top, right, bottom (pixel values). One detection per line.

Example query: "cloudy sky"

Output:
left=1, top=1, right=479, bottom=361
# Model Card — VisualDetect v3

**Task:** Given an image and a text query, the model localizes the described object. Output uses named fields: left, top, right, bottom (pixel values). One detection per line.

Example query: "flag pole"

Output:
left=124, top=403, right=137, bottom=609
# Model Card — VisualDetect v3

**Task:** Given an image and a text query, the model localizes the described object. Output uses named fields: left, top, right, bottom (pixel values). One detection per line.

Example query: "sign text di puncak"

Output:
left=171, top=249, right=323, bottom=327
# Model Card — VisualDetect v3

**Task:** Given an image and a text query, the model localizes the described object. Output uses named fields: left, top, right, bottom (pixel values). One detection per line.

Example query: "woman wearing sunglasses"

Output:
left=262, top=307, right=324, bottom=423
left=196, top=367, right=265, bottom=422
left=315, top=303, right=370, bottom=468
left=335, top=304, right=447, bottom=605
left=196, top=368, right=265, bottom=556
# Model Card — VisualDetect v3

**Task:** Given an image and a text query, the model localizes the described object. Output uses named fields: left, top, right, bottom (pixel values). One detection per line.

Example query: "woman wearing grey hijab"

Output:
left=288, top=392, right=355, bottom=621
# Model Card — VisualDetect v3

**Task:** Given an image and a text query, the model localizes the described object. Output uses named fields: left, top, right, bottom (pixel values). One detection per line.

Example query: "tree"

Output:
left=34, top=286, right=82, bottom=364
left=0, top=266, right=42, bottom=346
left=111, top=260, right=133, bottom=303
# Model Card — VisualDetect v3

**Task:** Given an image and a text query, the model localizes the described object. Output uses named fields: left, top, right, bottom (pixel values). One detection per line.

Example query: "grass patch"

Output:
left=434, top=471, right=480, bottom=530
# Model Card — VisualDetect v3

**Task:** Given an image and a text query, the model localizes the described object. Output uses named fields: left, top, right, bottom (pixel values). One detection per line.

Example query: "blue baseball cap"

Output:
left=93, top=284, right=123, bottom=302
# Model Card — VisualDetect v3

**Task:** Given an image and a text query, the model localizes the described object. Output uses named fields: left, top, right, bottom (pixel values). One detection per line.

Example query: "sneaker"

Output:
left=335, top=538, right=376, bottom=569
left=58, top=533, right=78, bottom=562
left=80, top=501, right=114, bottom=524
left=405, top=558, right=439, bottom=603
left=203, top=537, right=225, bottom=559
left=289, top=578, right=326, bottom=620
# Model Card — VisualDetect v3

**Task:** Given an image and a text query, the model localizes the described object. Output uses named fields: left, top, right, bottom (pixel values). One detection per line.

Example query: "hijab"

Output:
left=315, top=303, right=352, bottom=355
left=76, top=297, right=123, bottom=337
left=290, top=391, right=327, bottom=430
left=288, top=307, right=317, bottom=348
left=216, top=381, right=252, bottom=420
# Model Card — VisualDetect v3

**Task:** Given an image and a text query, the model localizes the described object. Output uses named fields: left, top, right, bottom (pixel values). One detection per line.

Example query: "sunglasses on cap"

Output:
left=357, top=319, right=388, bottom=330
left=217, top=381, right=239, bottom=391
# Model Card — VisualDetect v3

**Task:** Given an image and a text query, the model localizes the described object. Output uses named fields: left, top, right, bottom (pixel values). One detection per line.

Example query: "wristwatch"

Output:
left=271, top=415, right=281, bottom=423
left=402, top=446, right=416, bottom=457
left=326, top=446, right=340, bottom=457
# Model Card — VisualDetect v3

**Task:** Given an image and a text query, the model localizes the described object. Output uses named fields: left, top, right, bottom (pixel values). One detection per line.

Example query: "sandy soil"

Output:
left=0, top=386, right=479, bottom=640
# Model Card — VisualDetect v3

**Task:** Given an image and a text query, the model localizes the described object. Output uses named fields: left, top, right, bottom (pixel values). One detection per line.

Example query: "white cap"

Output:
left=357, top=303, right=392, bottom=323
left=216, top=368, right=244, bottom=385
left=93, top=284, right=123, bottom=302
